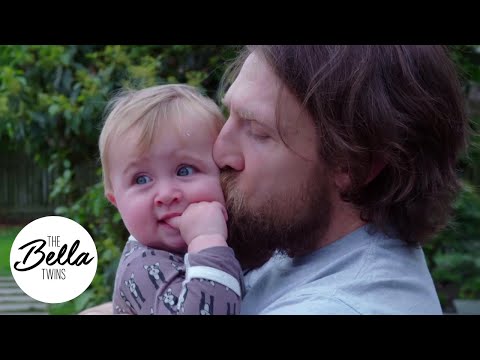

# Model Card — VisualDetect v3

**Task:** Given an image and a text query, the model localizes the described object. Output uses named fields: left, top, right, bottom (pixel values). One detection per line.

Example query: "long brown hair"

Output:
left=221, top=45, right=469, bottom=246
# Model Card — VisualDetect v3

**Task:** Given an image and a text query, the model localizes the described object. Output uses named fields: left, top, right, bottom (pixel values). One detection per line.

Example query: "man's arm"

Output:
left=78, top=302, right=113, bottom=315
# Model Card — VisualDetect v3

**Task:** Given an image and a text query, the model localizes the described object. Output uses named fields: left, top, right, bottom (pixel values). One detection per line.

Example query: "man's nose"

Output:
left=213, top=117, right=245, bottom=171
left=154, top=183, right=182, bottom=206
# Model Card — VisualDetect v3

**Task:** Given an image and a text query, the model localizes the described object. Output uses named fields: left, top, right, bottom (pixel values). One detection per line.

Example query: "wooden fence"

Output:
left=0, top=146, right=98, bottom=223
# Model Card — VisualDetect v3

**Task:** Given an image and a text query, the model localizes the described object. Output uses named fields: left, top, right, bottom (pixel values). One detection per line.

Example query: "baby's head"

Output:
left=99, top=84, right=225, bottom=252
left=100, top=84, right=224, bottom=194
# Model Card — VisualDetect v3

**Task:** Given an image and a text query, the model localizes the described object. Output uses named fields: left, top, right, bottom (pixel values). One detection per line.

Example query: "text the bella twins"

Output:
left=13, top=235, right=94, bottom=280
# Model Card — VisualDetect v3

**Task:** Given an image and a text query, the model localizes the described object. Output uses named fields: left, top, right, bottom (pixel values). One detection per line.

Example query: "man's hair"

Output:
left=221, top=45, right=469, bottom=246
left=99, top=84, right=224, bottom=193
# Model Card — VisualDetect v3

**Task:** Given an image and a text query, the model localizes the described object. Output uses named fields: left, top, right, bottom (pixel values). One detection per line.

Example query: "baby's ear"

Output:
left=106, top=192, right=117, bottom=207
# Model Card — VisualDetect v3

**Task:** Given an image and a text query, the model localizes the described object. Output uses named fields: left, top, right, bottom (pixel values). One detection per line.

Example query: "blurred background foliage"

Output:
left=0, top=45, right=237, bottom=314
left=0, top=45, right=479, bottom=314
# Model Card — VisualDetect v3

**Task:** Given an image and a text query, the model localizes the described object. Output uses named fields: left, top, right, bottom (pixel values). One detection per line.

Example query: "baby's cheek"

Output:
left=187, top=177, right=224, bottom=204
left=118, top=198, right=149, bottom=231
left=206, top=179, right=226, bottom=205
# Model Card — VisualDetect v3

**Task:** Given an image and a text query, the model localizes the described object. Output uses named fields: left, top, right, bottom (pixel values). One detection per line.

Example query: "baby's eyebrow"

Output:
left=174, top=151, right=208, bottom=168
left=122, top=158, right=147, bottom=175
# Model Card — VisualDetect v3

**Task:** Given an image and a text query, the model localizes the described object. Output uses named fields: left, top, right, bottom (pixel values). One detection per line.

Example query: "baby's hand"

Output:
left=165, top=201, right=228, bottom=253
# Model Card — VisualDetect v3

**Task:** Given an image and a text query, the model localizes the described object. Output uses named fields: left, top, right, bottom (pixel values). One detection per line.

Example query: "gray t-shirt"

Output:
left=241, top=225, right=442, bottom=314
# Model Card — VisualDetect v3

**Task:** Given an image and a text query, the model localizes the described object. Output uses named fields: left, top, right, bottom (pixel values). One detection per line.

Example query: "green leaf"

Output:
left=73, top=289, right=95, bottom=313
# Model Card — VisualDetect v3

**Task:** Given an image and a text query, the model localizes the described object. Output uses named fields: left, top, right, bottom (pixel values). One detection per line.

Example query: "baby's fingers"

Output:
left=212, top=201, right=228, bottom=222
left=165, top=216, right=181, bottom=229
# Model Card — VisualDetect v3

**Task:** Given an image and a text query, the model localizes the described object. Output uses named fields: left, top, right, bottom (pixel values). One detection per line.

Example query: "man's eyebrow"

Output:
left=222, top=93, right=274, bottom=131
left=222, top=97, right=260, bottom=121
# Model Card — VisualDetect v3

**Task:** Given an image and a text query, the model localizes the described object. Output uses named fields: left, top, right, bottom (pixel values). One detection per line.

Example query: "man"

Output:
left=213, top=45, right=467, bottom=314
left=82, top=45, right=467, bottom=314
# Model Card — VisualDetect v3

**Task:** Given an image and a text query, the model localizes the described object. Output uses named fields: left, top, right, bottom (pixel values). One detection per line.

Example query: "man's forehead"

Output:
left=236, top=54, right=279, bottom=92
left=223, top=54, right=282, bottom=122
left=225, top=53, right=315, bottom=138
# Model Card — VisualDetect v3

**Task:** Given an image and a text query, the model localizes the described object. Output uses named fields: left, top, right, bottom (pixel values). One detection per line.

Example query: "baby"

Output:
left=99, top=84, right=242, bottom=315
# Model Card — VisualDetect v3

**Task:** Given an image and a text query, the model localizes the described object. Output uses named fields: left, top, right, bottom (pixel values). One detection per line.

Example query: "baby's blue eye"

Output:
left=135, top=175, right=152, bottom=185
left=177, top=165, right=195, bottom=177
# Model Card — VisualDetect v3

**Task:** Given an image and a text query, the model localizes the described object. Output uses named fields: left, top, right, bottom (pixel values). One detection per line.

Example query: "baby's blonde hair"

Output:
left=99, top=84, right=225, bottom=193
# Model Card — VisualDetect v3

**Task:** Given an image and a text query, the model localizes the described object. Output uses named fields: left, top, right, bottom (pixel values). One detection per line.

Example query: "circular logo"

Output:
left=10, top=216, right=98, bottom=304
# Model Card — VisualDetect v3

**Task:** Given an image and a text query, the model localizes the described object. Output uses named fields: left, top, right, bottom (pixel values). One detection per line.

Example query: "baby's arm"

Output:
left=166, top=201, right=228, bottom=252
left=176, top=247, right=243, bottom=315
left=168, top=201, right=243, bottom=315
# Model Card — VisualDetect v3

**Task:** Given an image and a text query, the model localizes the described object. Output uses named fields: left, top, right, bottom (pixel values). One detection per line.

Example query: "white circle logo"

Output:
left=10, top=216, right=98, bottom=304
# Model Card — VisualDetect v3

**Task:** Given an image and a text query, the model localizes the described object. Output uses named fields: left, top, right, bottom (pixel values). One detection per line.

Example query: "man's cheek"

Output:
left=241, top=167, right=267, bottom=196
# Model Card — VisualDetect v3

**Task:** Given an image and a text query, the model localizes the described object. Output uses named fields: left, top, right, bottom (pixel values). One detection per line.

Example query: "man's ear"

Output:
left=333, top=168, right=351, bottom=191
left=365, top=158, right=386, bottom=185
left=106, top=192, right=117, bottom=207
left=333, top=158, right=387, bottom=191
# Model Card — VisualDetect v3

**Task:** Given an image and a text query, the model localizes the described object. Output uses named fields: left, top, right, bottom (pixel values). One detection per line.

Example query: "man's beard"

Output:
left=220, top=167, right=332, bottom=270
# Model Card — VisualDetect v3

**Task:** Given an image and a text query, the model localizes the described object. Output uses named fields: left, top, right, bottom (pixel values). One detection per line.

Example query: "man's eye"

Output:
left=135, top=175, right=152, bottom=185
left=247, top=128, right=270, bottom=140
left=177, top=165, right=196, bottom=177
left=246, top=120, right=270, bottom=140
left=250, top=132, right=269, bottom=140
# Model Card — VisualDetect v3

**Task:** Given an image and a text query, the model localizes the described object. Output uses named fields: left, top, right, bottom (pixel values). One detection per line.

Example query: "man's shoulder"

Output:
left=260, top=294, right=362, bottom=315
left=242, top=226, right=442, bottom=314
left=262, top=278, right=442, bottom=314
